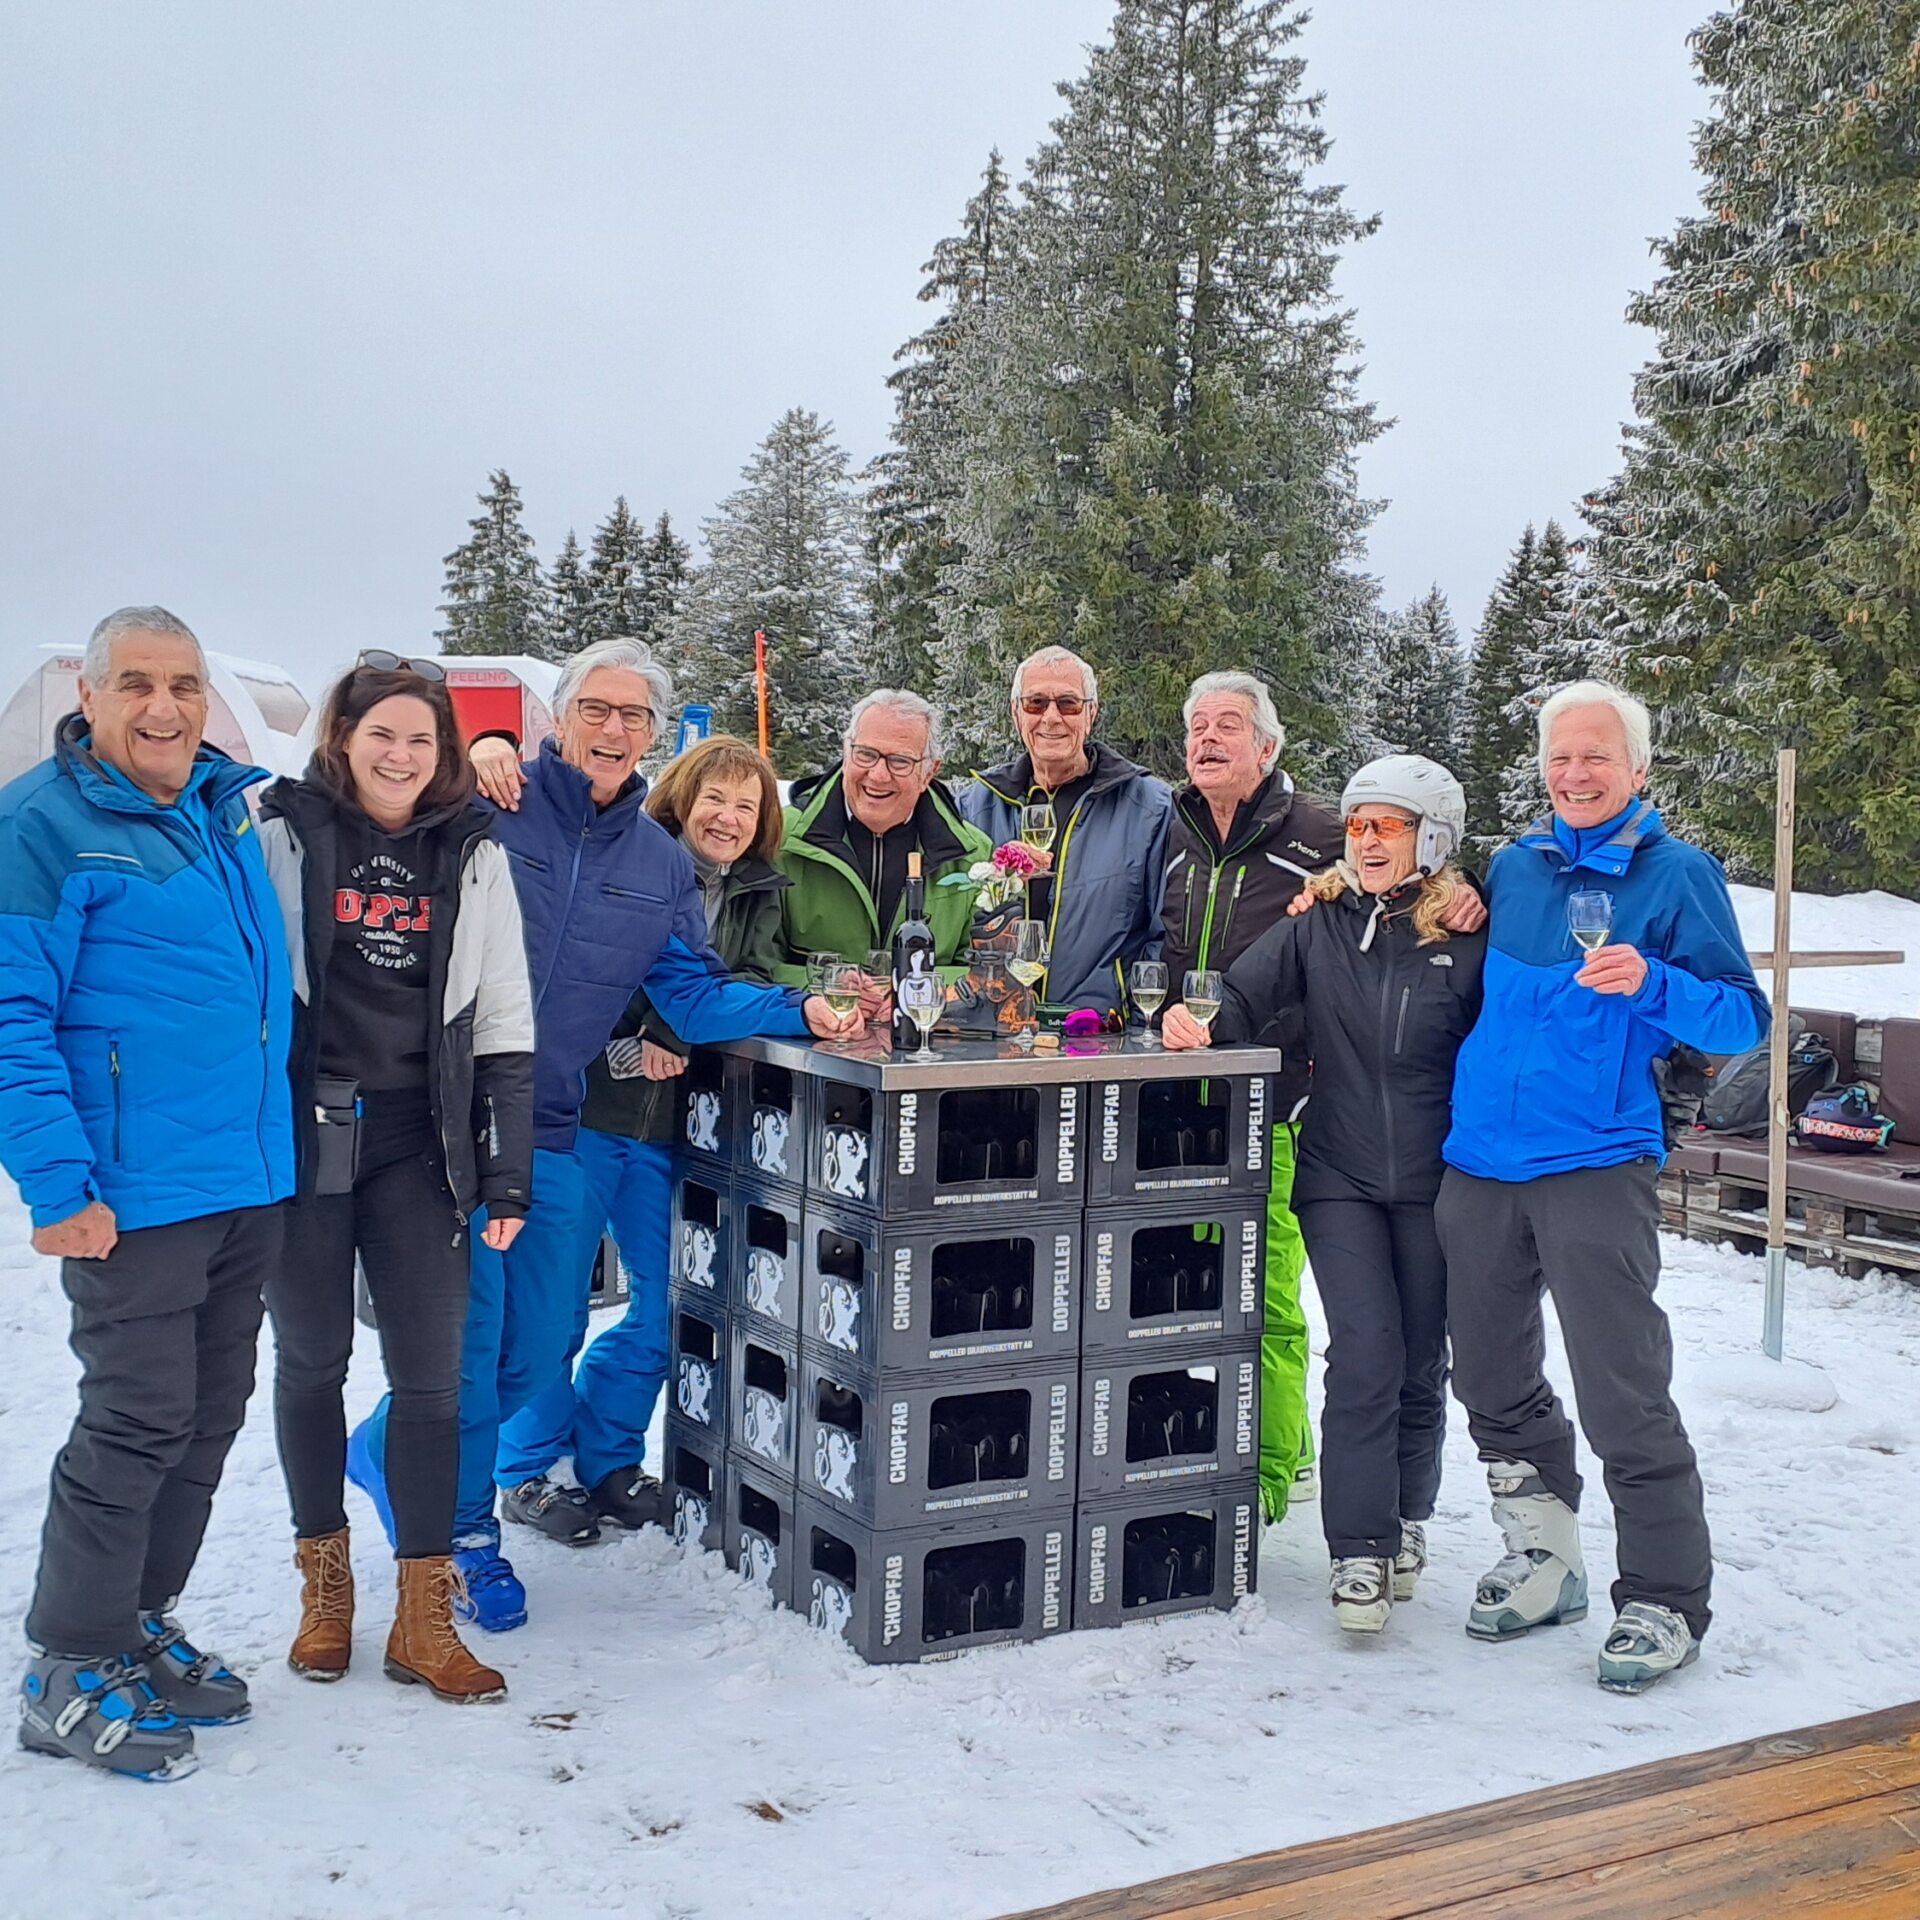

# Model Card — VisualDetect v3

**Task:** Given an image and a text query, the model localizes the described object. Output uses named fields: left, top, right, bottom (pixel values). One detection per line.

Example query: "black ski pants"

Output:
left=1297, top=1199, right=1449, bottom=1560
left=266, top=1094, right=469, bottom=1560
left=1435, top=1158, right=1712, bottom=1639
left=27, top=1203, right=283, bottom=1656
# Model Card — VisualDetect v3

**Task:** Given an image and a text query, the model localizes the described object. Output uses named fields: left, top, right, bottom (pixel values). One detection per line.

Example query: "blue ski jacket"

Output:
left=0, top=716, right=295, bottom=1231
left=1444, top=800, right=1766, bottom=1183
left=491, top=740, right=810, bottom=1150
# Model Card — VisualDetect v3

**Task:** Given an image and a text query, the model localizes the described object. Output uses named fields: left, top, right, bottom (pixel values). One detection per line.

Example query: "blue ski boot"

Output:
left=346, top=1414, right=398, bottom=1548
left=19, top=1651, right=198, bottom=1782
left=452, top=1532, right=527, bottom=1633
left=137, top=1612, right=250, bottom=1726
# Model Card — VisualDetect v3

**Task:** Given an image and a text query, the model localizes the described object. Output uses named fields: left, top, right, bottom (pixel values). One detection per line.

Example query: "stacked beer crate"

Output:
left=664, top=1045, right=1269, bottom=1663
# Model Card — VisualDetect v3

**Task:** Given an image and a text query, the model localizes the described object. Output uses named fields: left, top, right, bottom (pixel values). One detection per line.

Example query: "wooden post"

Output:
left=1763, top=748, right=1796, bottom=1361
left=754, top=629, right=770, bottom=759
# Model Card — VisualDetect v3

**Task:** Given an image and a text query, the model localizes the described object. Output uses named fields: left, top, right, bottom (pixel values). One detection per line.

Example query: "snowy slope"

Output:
left=3, top=1183, right=1919, bottom=1920
left=1728, top=882, right=1920, bottom=1020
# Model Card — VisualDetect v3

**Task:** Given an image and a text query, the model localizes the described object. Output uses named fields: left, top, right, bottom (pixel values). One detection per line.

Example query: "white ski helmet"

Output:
left=1340, top=755, right=1467, bottom=875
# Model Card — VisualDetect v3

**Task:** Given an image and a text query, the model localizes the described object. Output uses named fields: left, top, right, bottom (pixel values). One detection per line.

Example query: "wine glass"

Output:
left=970, top=944, right=1009, bottom=1005
left=899, top=972, right=942, bottom=1061
left=822, top=962, right=864, bottom=1021
left=806, top=950, right=841, bottom=995
left=865, top=947, right=893, bottom=987
left=1568, top=891, right=1613, bottom=956
left=1130, top=960, right=1168, bottom=1043
left=1020, top=803, right=1057, bottom=854
left=1008, top=920, right=1050, bottom=995
left=1183, top=969, right=1224, bottom=1031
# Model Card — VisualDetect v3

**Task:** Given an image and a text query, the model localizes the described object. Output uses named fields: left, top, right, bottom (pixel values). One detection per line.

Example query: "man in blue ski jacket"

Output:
left=0, top=607, right=294, bottom=1781
left=354, top=638, right=859, bottom=1630
left=1436, top=679, right=1766, bottom=1696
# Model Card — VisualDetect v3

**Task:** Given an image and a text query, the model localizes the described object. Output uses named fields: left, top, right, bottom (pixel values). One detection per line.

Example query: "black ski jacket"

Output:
left=1213, top=877, right=1486, bottom=1208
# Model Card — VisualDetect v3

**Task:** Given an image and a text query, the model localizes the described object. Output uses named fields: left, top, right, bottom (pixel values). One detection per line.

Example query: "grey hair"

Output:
left=83, top=606, right=206, bottom=685
left=1537, top=679, right=1652, bottom=778
left=1012, top=644, right=1098, bottom=707
left=555, top=636, right=673, bottom=728
left=1183, top=670, right=1285, bottom=769
left=844, top=688, right=942, bottom=762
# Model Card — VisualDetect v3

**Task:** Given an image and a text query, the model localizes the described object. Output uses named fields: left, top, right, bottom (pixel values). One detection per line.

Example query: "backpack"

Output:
left=1694, top=1016, right=1838, bottom=1138
left=1795, top=1084, right=1895, bottom=1154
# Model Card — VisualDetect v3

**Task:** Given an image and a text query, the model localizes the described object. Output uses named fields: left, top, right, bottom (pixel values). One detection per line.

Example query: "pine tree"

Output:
left=1459, top=526, right=1541, bottom=843
left=674, top=409, right=871, bottom=770
left=1369, top=586, right=1467, bottom=770
left=930, top=1, right=1384, bottom=776
left=1496, top=522, right=1609, bottom=830
left=1584, top=0, right=1920, bottom=888
left=585, top=496, right=649, bottom=646
left=547, top=530, right=593, bottom=660
left=436, top=469, right=552, bottom=658
left=638, top=512, right=692, bottom=648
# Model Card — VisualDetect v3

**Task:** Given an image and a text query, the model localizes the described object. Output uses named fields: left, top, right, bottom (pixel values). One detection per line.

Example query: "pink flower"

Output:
left=992, top=841, right=1041, bottom=878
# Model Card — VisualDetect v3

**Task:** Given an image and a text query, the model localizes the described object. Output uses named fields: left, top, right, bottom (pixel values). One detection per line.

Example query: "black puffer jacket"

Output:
left=1212, top=876, right=1485, bottom=1208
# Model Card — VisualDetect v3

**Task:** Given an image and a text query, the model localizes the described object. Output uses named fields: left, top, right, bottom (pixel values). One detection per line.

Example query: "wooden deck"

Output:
left=1008, top=1701, right=1920, bottom=1919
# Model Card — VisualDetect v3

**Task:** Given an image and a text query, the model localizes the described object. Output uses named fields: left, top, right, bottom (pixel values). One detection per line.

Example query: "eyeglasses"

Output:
left=574, top=697, right=657, bottom=733
left=1345, top=815, right=1417, bottom=843
left=849, top=743, right=926, bottom=777
left=356, top=649, right=446, bottom=683
left=1018, top=693, right=1088, bottom=718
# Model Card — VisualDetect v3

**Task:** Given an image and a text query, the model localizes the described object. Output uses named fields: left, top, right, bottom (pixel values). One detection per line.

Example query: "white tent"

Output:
left=0, top=645, right=311, bottom=788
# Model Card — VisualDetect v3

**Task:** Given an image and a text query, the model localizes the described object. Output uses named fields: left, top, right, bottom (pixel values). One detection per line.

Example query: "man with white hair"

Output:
left=1438, top=679, right=1765, bottom=1693
left=960, top=645, right=1172, bottom=1012
left=776, top=689, right=989, bottom=978
left=0, top=607, right=294, bottom=1779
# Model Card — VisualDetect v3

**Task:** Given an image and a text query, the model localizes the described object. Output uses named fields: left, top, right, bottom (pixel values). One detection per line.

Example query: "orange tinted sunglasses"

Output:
left=1345, top=815, right=1417, bottom=843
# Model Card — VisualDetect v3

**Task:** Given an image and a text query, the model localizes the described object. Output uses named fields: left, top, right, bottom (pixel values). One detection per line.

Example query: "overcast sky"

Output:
left=1, top=0, right=1707, bottom=697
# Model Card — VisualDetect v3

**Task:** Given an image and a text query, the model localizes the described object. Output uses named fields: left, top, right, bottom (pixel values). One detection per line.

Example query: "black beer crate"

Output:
left=724, top=1453, right=798, bottom=1611
left=1071, top=1477, right=1260, bottom=1629
left=727, top=1319, right=800, bottom=1481
left=664, top=1417, right=726, bottom=1556
left=800, top=1198, right=1082, bottom=1376
left=1077, top=1342, right=1260, bottom=1499
left=795, top=1353, right=1078, bottom=1531
left=731, top=1051, right=812, bottom=1193
left=674, top=1050, right=735, bottom=1174
left=1081, top=1197, right=1266, bottom=1353
left=732, top=1172, right=805, bottom=1341
left=668, top=1295, right=728, bottom=1441
left=667, top=1164, right=731, bottom=1311
left=807, top=1075, right=1088, bottom=1220
left=796, top=1494, right=1072, bottom=1665
left=1083, top=1069, right=1276, bottom=1202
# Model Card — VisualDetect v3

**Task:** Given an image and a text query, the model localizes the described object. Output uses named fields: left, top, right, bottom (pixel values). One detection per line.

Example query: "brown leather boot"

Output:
left=289, top=1529, right=355, bottom=1681
left=384, top=1558, right=507, bottom=1704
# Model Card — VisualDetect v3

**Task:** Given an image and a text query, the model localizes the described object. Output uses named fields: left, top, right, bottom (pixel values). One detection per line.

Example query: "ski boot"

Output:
left=588, top=1464, right=665, bottom=1531
left=1329, top=1556, right=1393, bottom=1633
left=18, top=1651, right=197, bottom=1781
left=136, top=1611, right=250, bottom=1725
left=1465, top=1460, right=1588, bottom=1641
left=1392, top=1520, right=1428, bottom=1602
left=451, top=1532, right=528, bottom=1634
left=1597, top=1602, right=1699, bottom=1695
left=501, top=1475, right=601, bottom=1547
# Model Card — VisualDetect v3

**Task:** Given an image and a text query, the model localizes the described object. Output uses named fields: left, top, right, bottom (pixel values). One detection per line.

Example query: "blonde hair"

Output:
left=1307, top=861, right=1473, bottom=947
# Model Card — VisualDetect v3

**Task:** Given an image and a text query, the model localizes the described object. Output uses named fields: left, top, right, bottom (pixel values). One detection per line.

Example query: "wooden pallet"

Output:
left=1683, top=1171, right=1920, bottom=1277
left=1008, top=1701, right=1920, bottom=1919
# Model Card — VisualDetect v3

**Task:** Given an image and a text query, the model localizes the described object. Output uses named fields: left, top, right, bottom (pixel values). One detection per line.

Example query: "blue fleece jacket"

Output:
left=490, top=741, right=809, bottom=1150
left=0, top=718, right=295, bottom=1230
left=1444, top=799, right=1767, bottom=1182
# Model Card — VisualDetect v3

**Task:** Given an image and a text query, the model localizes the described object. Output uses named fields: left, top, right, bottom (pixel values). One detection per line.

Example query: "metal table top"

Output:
left=708, top=1031, right=1282, bottom=1091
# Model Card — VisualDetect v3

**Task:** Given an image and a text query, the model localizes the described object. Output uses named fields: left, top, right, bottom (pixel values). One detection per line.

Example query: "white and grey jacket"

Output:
left=257, top=778, right=535, bottom=1219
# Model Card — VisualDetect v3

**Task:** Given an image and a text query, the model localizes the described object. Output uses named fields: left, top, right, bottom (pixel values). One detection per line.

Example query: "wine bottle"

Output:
left=892, top=850, right=936, bottom=1052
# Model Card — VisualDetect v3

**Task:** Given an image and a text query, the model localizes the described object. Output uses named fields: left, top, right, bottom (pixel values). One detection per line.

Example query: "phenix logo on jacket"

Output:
left=1444, top=800, right=1767, bottom=1184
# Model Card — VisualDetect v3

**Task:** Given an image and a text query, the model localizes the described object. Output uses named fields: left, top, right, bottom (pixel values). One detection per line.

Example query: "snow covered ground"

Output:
left=1728, top=881, right=1920, bottom=1020
left=4, top=1185, right=1919, bottom=1920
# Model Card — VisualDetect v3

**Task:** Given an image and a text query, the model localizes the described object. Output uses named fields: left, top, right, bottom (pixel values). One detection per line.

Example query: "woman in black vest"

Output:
left=1165, top=755, right=1483, bottom=1635
left=258, top=656, right=534, bottom=1701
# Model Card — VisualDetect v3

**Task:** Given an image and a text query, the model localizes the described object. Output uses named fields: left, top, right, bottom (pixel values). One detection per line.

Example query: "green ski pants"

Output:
left=1261, top=1120, right=1314, bottom=1522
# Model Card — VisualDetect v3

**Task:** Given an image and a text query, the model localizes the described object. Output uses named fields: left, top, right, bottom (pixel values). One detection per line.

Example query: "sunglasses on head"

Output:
left=1018, top=692, right=1087, bottom=717
left=356, top=649, right=446, bottom=683
left=1345, top=814, right=1418, bottom=843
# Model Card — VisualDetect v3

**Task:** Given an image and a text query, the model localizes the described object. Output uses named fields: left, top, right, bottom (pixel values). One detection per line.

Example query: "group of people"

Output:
left=0, top=603, right=1762, bottom=1785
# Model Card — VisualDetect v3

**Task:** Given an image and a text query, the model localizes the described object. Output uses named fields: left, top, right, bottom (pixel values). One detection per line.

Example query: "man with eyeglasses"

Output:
left=959, top=644, right=1172, bottom=1013
left=364, top=638, right=862, bottom=1629
left=775, top=689, right=990, bottom=981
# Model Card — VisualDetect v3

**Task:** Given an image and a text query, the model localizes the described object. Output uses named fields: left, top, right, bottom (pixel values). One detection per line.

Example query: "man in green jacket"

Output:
left=775, top=690, right=990, bottom=981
